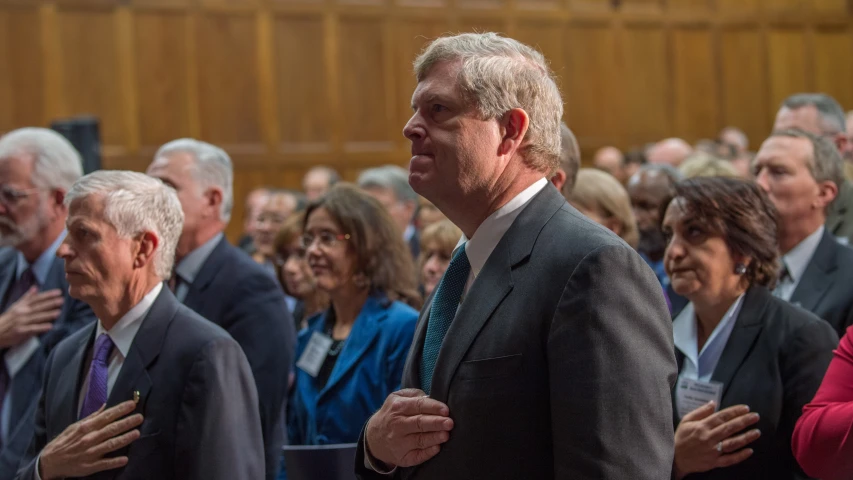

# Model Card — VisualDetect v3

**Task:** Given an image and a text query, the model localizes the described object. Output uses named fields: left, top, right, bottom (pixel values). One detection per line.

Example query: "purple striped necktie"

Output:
left=80, top=333, right=115, bottom=418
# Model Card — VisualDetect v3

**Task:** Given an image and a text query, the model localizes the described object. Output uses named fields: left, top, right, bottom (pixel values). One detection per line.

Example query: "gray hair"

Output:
left=154, top=138, right=233, bottom=222
left=0, top=127, right=83, bottom=191
left=638, top=163, right=684, bottom=186
left=782, top=93, right=847, bottom=134
left=771, top=128, right=845, bottom=190
left=357, top=165, right=418, bottom=204
left=414, top=32, right=563, bottom=173
left=559, top=123, right=581, bottom=195
left=65, top=170, right=184, bottom=280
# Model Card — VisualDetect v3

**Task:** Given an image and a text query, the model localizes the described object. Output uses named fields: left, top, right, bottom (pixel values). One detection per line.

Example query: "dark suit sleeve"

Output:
left=224, top=270, right=296, bottom=478
left=778, top=318, right=838, bottom=476
left=175, top=337, right=265, bottom=480
left=13, top=348, right=56, bottom=480
left=548, top=244, right=676, bottom=479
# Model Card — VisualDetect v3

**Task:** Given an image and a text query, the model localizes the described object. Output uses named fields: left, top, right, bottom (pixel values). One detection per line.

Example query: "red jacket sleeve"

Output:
left=792, top=325, right=853, bottom=480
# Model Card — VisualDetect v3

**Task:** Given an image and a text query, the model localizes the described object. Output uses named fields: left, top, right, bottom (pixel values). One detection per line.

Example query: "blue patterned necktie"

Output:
left=80, top=334, right=115, bottom=418
left=420, top=244, right=470, bottom=395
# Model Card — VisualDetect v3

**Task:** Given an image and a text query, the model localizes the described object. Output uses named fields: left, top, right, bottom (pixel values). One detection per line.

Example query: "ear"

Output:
left=833, top=133, right=850, bottom=156
left=550, top=169, right=567, bottom=192
left=497, top=108, right=530, bottom=158
left=206, top=187, right=224, bottom=212
left=133, top=231, right=160, bottom=270
left=51, top=189, right=66, bottom=208
left=816, top=180, right=839, bottom=210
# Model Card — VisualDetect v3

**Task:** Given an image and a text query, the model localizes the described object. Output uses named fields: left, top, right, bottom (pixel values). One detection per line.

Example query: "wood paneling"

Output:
left=0, top=0, right=851, bottom=240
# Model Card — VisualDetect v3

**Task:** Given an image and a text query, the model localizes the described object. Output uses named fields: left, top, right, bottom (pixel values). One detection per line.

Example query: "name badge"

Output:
left=675, top=377, right=724, bottom=419
left=296, top=331, right=333, bottom=378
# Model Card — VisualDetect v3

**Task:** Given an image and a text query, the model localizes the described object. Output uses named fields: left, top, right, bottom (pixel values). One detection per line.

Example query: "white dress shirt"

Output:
left=673, top=295, right=745, bottom=383
left=365, top=177, right=549, bottom=474
left=35, top=283, right=161, bottom=480
left=774, top=225, right=824, bottom=302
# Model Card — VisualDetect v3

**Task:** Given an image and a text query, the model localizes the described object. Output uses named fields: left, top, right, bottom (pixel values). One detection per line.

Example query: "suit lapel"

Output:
left=428, top=185, right=566, bottom=404
left=402, top=292, right=433, bottom=389
left=0, top=250, right=17, bottom=312
left=106, top=289, right=178, bottom=416
left=55, top=323, right=96, bottom=429
left=182, top=237, right=228, bottom=309
left=710, top=286, right=767, bottom=400
left=790, top=231, right=837, bottom=312
left=318, top=296, right=386, bottom=401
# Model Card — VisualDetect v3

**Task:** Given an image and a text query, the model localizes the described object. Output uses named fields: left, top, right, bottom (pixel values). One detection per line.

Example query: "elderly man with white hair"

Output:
left=357, top=32, right=675, bottom=480
left=15, top=170, right=263, bottom=480
left=648, top=138, right=693, bottom=168
left=146, top=139, right=294, bottom=480
left=0, top=128, right=95, bottom=478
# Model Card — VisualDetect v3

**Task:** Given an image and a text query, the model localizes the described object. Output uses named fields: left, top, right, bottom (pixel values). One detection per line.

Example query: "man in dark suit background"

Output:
left=754, top=129, right=853, bottom=338
left=0, top=128, right=95, bottom=479
left=16, top=170, right=262, bottom=480
left=356, top=32, right=676, bottom=479
left=145, top=139, right=295, bottom=480
left=358, top=166, right=421, bottom=260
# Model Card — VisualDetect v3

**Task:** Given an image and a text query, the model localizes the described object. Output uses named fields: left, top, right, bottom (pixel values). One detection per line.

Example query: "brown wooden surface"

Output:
left=1, top=0, right=851, bottom=241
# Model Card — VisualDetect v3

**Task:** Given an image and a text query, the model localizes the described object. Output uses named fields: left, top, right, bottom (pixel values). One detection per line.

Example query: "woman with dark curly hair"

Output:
left=285, top=183, right=421, bottom=454
left=663, top=176, right=838, bottom=480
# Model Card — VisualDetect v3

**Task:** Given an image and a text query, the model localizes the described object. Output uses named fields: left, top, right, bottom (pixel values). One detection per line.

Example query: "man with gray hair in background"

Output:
left=0, top=128, right=95, bottom=478
left=146, top=139, right=294, bottom=480
left=16, top=170, right=262, bottom=480
left=358, top=165, right=421, bottom=258
left=774, top=93, right=853, bottom=244
left=550, top=122, right=581, bottom=195
left=357, top=32, right=675, bottom=480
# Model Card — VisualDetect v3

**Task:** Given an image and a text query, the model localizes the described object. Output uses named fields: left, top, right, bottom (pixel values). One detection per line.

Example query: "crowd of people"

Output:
left=0, top=31, right=851, bottom=480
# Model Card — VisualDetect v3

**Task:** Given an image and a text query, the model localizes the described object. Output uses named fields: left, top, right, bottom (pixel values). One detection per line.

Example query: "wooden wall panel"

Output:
left=134, top=12, right=191, bottom=150
left=1, top=0, right=851, bottom=240
left=57, top=8, right=124, bottom=150
left=813, top=28, right=853, bottom=112
left=196, top=13, right=262, bottom=148
left=719, top=28, right=769, bottom=146
left=767, top=28, right=808, bottom=118
left=672, top=28, right=718, bottom=141
left=0, top=8, right=43, bottom=133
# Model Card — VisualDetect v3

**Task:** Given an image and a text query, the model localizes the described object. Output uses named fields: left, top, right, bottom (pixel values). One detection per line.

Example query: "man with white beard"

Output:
left=0, top=128, right=95, bottom=478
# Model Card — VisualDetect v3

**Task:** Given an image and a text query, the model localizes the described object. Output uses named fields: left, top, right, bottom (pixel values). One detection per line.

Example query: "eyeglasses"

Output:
left=0, top=186, right=40, bottom=207
left=301, top=231, right=350, bottom=250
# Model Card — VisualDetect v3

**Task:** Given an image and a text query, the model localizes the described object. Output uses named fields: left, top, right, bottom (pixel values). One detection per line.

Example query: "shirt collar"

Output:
left=15, top=230, right=67, bottom=286
left=403, top=224, right=416, bottom=242
left=782, top=225, right=824, bottom=283
left=456, top=178, right=548, bottom=277
left=175, top=233, right=223, bottom=284
left=95, top=283, right=162, bottom=358
left=673, top=294, right=745, bottom=367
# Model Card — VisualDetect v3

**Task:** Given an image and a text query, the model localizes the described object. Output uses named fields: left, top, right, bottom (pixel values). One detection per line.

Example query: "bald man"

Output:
left=719, top=127, right=749, bottom=154
left=647, top=138, right=692, bottom=168
left=593, top=146, right=627, bottom=184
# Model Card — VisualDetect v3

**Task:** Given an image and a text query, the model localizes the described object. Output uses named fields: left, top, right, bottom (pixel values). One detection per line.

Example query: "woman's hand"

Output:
left=673, top=401, right=761, bottom=479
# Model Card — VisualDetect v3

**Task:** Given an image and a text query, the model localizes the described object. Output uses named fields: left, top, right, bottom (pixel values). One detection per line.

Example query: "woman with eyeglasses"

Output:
left=284, top=184, right=421, bottom=459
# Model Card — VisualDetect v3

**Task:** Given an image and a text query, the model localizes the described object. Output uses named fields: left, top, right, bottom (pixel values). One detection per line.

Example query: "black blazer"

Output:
left=356, top=185, right=677, bottom=480
left=673, top=285, right=839, bottom=480
left=181, top=237, right=296, bottom=480
left=790, top=229, right=853, bottom=338
left=15, top=288, right=264, bottom=480
left=0, top=248, right=95, bottom=480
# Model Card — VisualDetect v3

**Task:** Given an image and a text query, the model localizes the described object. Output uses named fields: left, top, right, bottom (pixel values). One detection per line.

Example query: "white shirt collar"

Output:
left=95, top=283, right=163, bottom=358
left=176, top=233, right=223, bottom=284
left=673, top=294, right=745, bottom=381
left=403, top=224, right=416, bottom=243
left=782, top=225, right=824, bottom=283
left=456, top=178, right=548, bottom=277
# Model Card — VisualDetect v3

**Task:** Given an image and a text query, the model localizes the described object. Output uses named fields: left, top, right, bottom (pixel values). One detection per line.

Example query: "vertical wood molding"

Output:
left=116, top=5, right=140, bottom=152
left=39, top=2, right=63, bottom=125
left=256, top=8, right=280, bottom=155
left=324, top=11, right=342, bottom=152
left=186, top=8, right=201, bottom=138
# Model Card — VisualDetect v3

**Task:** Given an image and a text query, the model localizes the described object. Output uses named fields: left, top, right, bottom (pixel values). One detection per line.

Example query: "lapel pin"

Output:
left=133, top=390, right=140, bottom=404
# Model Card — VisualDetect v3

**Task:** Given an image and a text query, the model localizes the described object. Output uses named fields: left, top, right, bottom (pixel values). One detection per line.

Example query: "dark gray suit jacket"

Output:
left=355, top=185, right=677, bottom=480
left=0, top=248, right=95, bottom=480
left=826, top=179, right=853, bottom=245
left=673, top=285, right=838, bottom=480
left=790, top=229, right=853, bottom=338
left=181, top=237, right=295, bottom=480
left=14, top=288, right=264, bottom=480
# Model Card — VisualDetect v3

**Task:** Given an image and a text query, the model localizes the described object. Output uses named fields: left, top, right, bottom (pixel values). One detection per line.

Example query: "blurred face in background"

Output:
left=303, top=169, right=333, bottom=202
left=421, top=242, right=451, bottom=297
left=303, top=207, right=356, bottom=296
left=254, top=193, right=297, bottom=258
left=627, top=171, right=672, bottom=260
left=0, top=154, right=53, bottom=248
left=363, top=186, right=415, bottom=235
left=243, top=188, right=270, bottom=237
left=278, top=236, right=315, bottom=299
left=416, top=197, right=445, bottom=230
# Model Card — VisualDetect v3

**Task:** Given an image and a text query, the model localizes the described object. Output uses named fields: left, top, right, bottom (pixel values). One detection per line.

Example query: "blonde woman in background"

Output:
left=679, top=151, right=741, bottom=179
left=418, top=219, right=463, bottom=297
left=568, top=168, right=639, bottom=249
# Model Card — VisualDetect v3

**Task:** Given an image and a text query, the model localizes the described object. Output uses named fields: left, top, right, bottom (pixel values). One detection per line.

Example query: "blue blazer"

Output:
left=0, top=248, right=95, bottom=479
left=287, top=294, right=417, bottom=446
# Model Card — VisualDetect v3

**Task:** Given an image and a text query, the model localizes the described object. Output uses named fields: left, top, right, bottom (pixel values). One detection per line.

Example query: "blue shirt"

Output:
left=673, top=295, right=745, bottom=382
